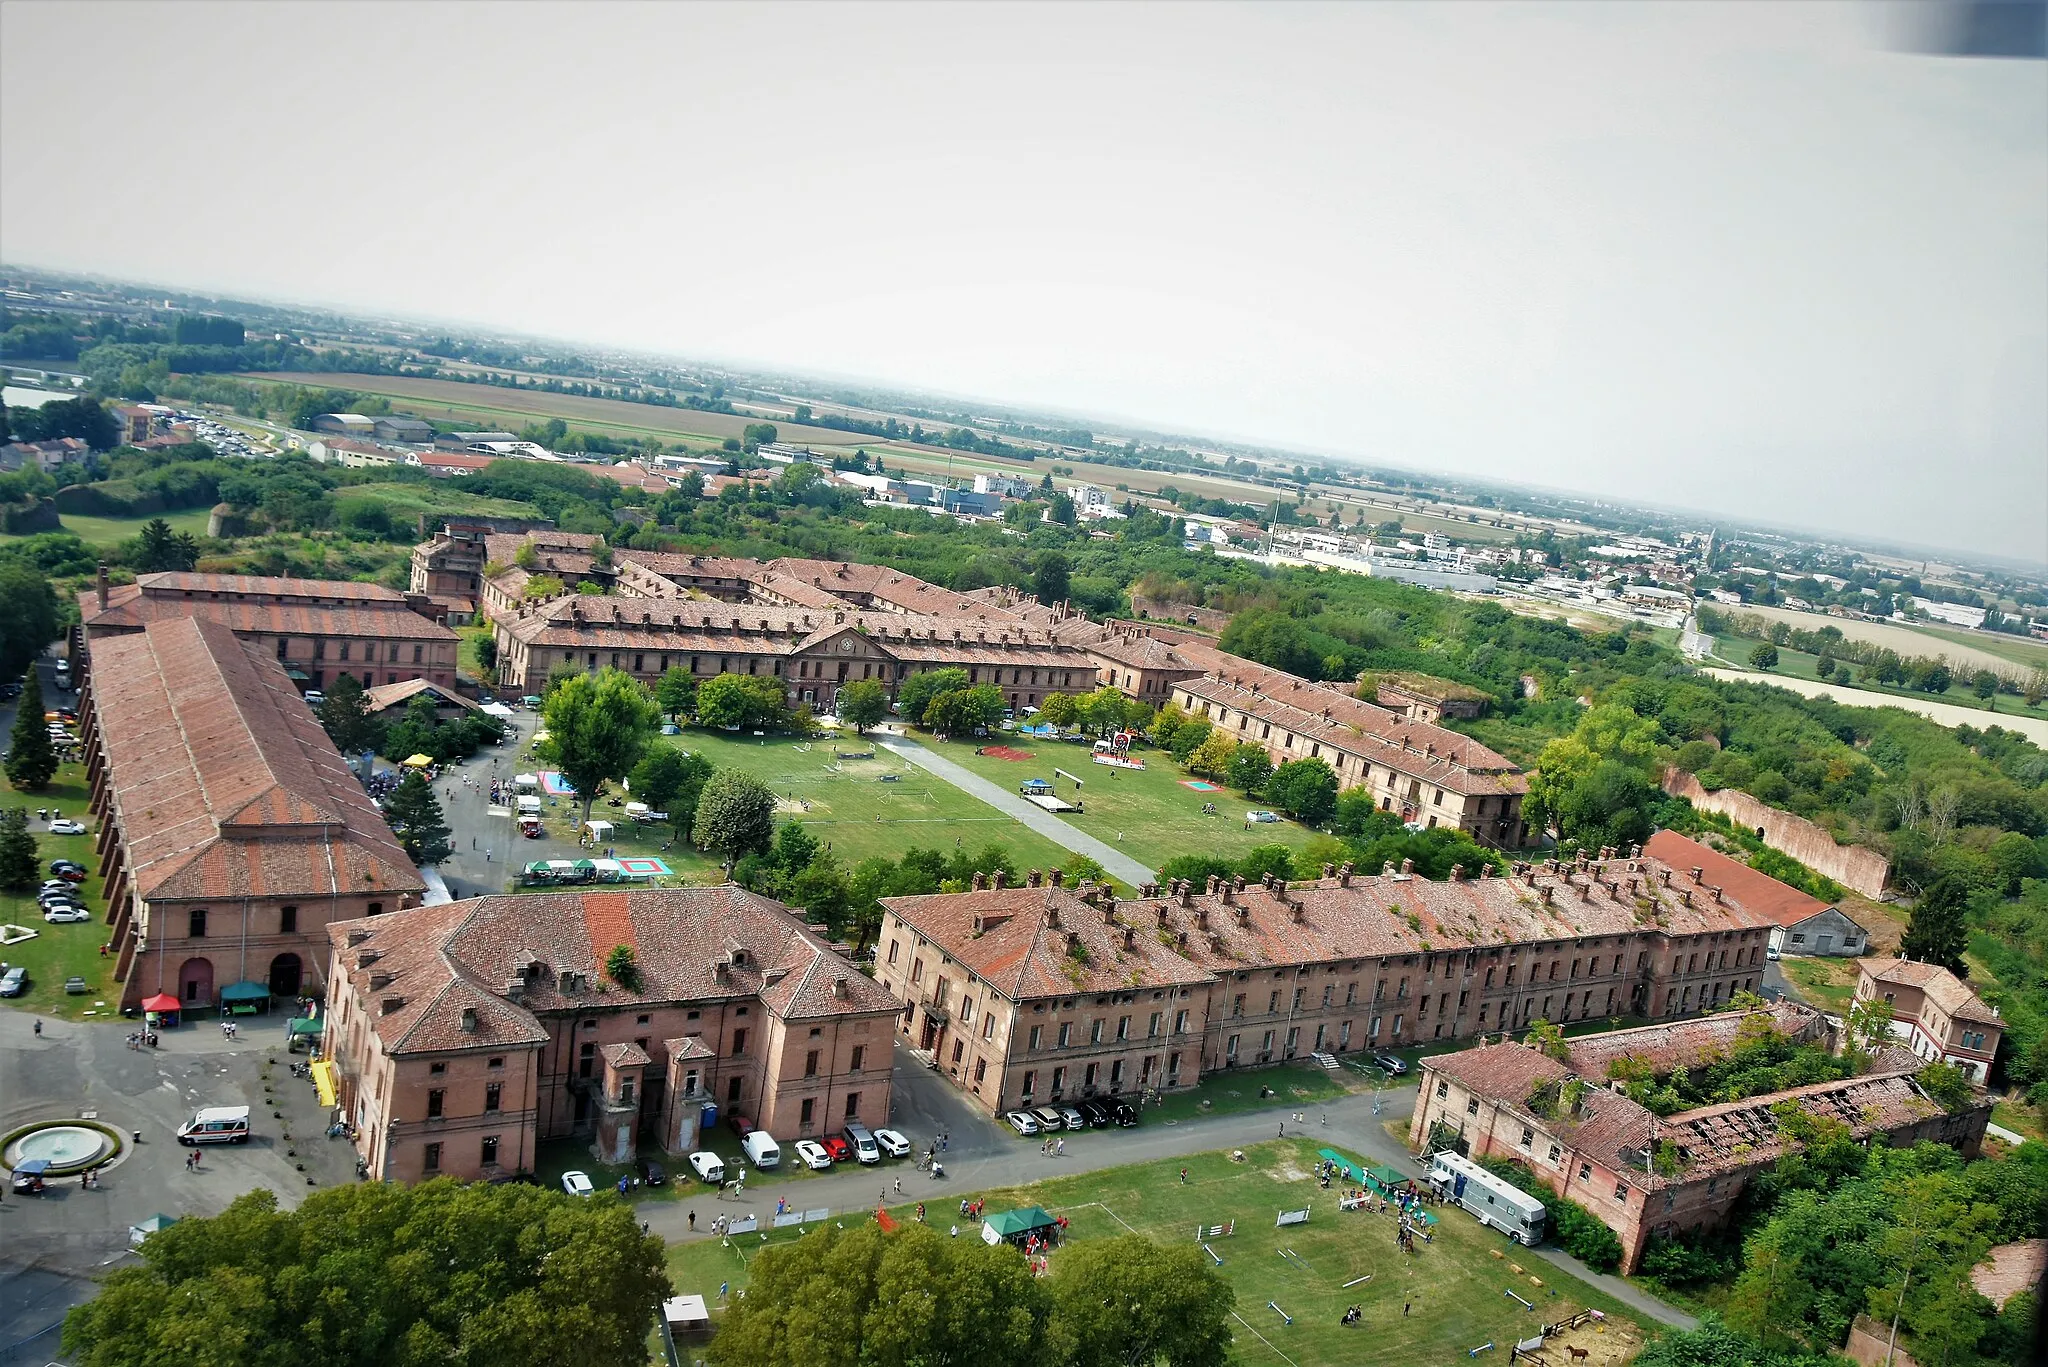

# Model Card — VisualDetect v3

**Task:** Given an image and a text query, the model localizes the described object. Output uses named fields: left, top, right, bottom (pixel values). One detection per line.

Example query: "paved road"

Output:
left=877, top=736, right=1157, bottom=887
left=1527, top=1245, right=1698, bottom=1329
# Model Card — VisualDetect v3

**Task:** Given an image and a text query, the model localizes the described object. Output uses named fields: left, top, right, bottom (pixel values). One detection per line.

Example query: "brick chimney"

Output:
left=1400, top=858, right=1414, bottom=876
left=1045, top=905, right=1061, bottom=929
left=971, top=872, right=986, bottom=891
left=1690, top=867, right=1704, bottom=884
left=1449, top=864, right=1464, bottom=882
left=1235, top=904, right=1251, bottom=926
left=1122, top=926, right=1137, bottom=951
left=1338, top=862, right=1354, bottom=886
left=1027, top=869, right=1042, bottom=888
left=96, top=562, right=109, bottom=612
left=1050, top=869, right=1064, bottom=888
left=1321, top=863, right=1336, bottom=879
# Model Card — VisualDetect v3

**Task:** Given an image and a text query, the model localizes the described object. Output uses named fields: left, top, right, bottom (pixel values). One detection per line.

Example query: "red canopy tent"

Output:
left=141, top=993, right=182, bottom=1012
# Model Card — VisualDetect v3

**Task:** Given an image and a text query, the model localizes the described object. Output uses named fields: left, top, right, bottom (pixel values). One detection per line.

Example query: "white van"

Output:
left=742, top=1131, right=781, bottom=1169
left=178, top=1105, right=252, bottom=1146
left=1428, top=1149, right=1547, bottom=1246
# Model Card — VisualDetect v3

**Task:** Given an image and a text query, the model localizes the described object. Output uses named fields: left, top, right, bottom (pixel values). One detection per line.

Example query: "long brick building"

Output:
left=872, top=845, right=1780, bottom=1118
left=80, top=618, right=425, bottom=1012
left=320, top=887, right=898, bottom=1183
left=1407, top=1007, right=1990, bottom=1271
left=77, top=569, right=460, bottom=692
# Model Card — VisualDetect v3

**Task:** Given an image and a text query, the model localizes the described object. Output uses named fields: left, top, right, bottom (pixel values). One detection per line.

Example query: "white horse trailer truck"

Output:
left=1428, top=1149, right=1547, bottom=1246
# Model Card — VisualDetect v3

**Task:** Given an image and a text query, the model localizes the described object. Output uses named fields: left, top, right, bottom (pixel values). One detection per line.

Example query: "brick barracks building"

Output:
left=1408, top=1006, right=1990, bottom=1271
left=872, top=845, right=1782, bottom=1119
left=320, top=887, right=897, bottom=1184
left=80, top=618, right=424, bottom=1013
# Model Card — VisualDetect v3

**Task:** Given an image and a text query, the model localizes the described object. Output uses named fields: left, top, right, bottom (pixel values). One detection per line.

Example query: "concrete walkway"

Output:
left=1527, top=1245, right=1699, bottom=1330
left=877, top=736, right=1157, bottom=887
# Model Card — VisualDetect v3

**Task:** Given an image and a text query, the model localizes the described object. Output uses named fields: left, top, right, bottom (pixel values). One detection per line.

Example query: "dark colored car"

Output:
left=1107, top=1098, right=1138, bottom=1127
left=1073, top=1099, right=1112, bottom=1128
left=728, top=1114, right=756, bottom=1139
left=820, top=1135, right=852, bottom=1163
left=49, top=863, right=86, bottom=883
left=638, top=1157, right=666, bottom=1187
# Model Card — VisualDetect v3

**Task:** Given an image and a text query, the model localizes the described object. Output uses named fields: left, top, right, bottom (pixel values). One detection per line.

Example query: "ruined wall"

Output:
left=1662, top=769, right=1892, bottom=898
left=1129, top=595, right=1232, bottom=633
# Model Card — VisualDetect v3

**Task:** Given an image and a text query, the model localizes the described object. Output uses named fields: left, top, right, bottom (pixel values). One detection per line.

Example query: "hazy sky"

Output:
left=4, top=2, right=2044, bottom=562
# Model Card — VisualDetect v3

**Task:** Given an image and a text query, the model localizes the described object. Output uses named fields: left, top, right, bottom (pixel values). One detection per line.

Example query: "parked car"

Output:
left=177, top=1105, right=251, bottom=1145
left=43, top=906, right=89, bottom=924
left=1765, top=945, right=1782, bottom=961
left=1031, top=1106, right=1069, bottom=1133
left=687, top=1151, right=725, bottom=1184
left=49, top=862, right=86, bottom=881
left=1057, top=1105, right=1085, bottom=1130
left=1107, top=1098, right=1138, bottom=1127
left=844, top=1123, right=880, bottom=1163
left=1371, top=1050, right=1408, bottom=1075
left=638, top=1157, right=666, bottom=1187
left=728, top=1113, right=756, bottom=1139
left=1005, top=1110, right=1041, bottom=1136
left=38, top=889, right=82, bottom=908
left=794, top=1139, right=833, bottom=1171
left=48, top=819, right=85, bottom=836
left=872, top=1127, right=912, bottom=1159
left=561, top=1170, right=595, bottom=1198
left=1073, top=1099, right=1112, bottom=1128
left=741, top=1131, right=781, bottom=1168
left=820, top=1135, right=852, bottom=1163
left=64, top=975, right=89, bottom=994
left=0, top=966, right=27, bottom=997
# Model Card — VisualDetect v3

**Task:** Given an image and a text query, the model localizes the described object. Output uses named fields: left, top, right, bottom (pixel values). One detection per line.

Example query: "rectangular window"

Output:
left=279, top=905, right=297, bottom=933
left=1091, top=1020, right=1104, bottom=1045
left=1232, top=994, right=1245, bottom=1017
left=731, top=1028, right=747, bottom=1057
left=1519, top=1126, right=1533, bottom=1148
left=1029, top=1026, right=1043, bottom=1051
left=1022, top=1070, right=1036, bottom=1097
left=805, top=1049, right=819, bottom=1078
left=887, top=940, right=899, bottom=965
left=1058, top=1022, right=1072, bottom=1048
left=800, top=1097, right=814, bottom=1127
left=845, top=1092, right=861, bottom=1118
left=189, top=908, right=207, bottom=939
left=488, top=1056, right=504, bottom=1070
left=1546, top=1143, right=1561, bottom=1163
left=484, top=1083, right=501, bottom=1113
left=427, top=1090, right=445, bottom=1119
left=974, top=1058, right=987, bottom=1083
left=1117, top=1016, right=1131, bottom=1041
left=1467, top=1097, right=1480, bottom=1116
left=850, top=1045, right=865, bottom=1071
left=983, top=1013, right=996, bottom=1040
left=911, top=959, right=924, bottom=985
left=1051, top=1065, right=1066, bottom=1093
left=430, top=1061, right=446, bottom=1076
left=423, top=1142, right=441, bottom=1172
left=1579, top=1163, right=1592, bottom=1181
left=1174, top=1009, right=1189, bottom=1034
left=1226, top=1033, right=1240, bottom=1058
left=481, top=1135, right=499, bottom=1166
left=1269, top=991, right=1281, bottom=1013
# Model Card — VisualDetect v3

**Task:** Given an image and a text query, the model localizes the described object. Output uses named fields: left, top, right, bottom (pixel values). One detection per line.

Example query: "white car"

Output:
left=687, top=1150, right=726, bottom=1184
left=48, top=819, right=86, bottom=836
left=793, top=1139, right=833, bottom=1171
left=1245, top=810, right=1280, bottom=824
left=560, top=1170, right=594, bottom=1198
left=1005, top=1110, right=1041, bottom=1136
left=43, top=906, right=89, bottom=924
left=872, top=1128, right=912, bottom=1159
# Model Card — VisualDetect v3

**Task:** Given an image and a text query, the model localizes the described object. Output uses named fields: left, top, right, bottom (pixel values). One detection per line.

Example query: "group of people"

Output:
left=957, top=1197, right=987, bottom=1220
left=124, top=1030, right=159, bottom=1049
left=1340, top=1305, right=1364, bottom=1326
left=1038, top=1136, right=1066, bottom=1157
left=218, top=1020, right=240, bottom=1040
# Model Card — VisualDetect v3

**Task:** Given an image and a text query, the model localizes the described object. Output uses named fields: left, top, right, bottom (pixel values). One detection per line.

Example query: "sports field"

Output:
left=919, top=734, right=1325, bottom=876
left=657, top=730, right=1080, bottom=872
left=665, top=1137, right=1650, bottom=1367
left=0, top=506, right=213, bottom=548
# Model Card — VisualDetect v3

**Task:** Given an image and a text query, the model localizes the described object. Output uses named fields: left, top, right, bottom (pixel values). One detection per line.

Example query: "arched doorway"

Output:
left=178, top=957, right=215, bottom=1006
left=268, top=953, right=302, bottom=998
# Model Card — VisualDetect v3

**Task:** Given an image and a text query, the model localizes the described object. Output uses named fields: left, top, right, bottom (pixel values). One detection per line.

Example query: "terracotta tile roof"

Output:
left=135, top=572, right=407, bottom=601
left=1563, top=1003, right=1823, bottom=1079
left=1642, top=831, right=1835, bottom=927
left=1860, top=958, right=2000, bottom=1025
left=88, top=618, right=423, bottom=903
left=881, top=885, right=1216, bottom=999
left=81, top=580, right=455, bottom=641
left=1663, top=1069, right=1944, bottom=1179
left=418, top=451, right=496, bottom=471
left=328, top=886, right=896, bottom=1057
left=363, top=679, right=479, bottom=714
left=600, top=1040, right=652, bottom=1067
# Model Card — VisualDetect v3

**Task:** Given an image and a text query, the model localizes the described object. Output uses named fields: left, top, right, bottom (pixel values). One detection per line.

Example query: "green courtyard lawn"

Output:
left=0, top=763, right=122, bottom=1020
left=653, top=729, right=1078, bottom=873
left=664, top=1137, right=1652, bottom=1367
left=2, top=506, right=216, bottom=548
left=1777, top=954, right=1859, bottom=1014
left=1139, top=1059, right=1359, bottom=1125
left=917, top=734, right=1323, bottom=877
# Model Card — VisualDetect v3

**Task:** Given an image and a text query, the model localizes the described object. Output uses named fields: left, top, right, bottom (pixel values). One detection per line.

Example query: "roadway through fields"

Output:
left=876, top=735, right=1158, bottom=887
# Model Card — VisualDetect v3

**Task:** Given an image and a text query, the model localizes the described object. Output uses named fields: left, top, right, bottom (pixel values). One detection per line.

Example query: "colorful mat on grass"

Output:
left=1180, top=779, right=1220, bottom=791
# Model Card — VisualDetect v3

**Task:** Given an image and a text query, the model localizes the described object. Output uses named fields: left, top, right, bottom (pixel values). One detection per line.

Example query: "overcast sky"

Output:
left=4, top=2, right=2043, bottom=562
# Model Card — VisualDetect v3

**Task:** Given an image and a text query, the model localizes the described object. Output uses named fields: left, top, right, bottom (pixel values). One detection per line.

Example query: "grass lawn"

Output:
left=1713, top=635, right=2048, bottom=723
left=457, top=625, right=496, bottom=685
left=0, top=764, right=122, bottom=1020
left=1777, top=954, right=1859, bottom=1013
left=1, top=506, right=216, bottom=548
left=1902, top=622, right=2048, bottom=672
left=1991, top=1099, right=2046, bottom=1143
left=1140, top=1060, right=1359, bottom=1125
left=654, top=729, right=1078, bottom=873
left=917, top=734, right=1323, bottom=877
left=664, top=1137, right=1651, bottom=1366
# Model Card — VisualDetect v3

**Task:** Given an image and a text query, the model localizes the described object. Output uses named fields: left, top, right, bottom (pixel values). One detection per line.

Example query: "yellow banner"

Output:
left=311, top=1060, right=338, bottom=1109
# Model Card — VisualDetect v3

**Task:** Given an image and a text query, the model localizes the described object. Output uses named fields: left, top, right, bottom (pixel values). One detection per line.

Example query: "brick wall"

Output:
left=1663, top=769, right=1891, bottom=897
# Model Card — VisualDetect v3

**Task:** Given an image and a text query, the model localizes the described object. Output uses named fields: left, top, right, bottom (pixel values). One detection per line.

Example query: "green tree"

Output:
left=628, top=747, right=704, bottom=817
left=1263, top=757, right=1338, bottom=824
left=1167, top=717, right=1213, bottom=763
left=63, top=1181, right=670, bottom=1367
left=1749, top=642, right=1779, bottom=671
left=472, top=635, right=497, bottom=677
left=315, top=672, right=380, bottom=756
left=383, top=770, right=453, bottom=865
left=692, top=769, right=778, bottom=862
left=1220, top=607, right=1320, bottom=678
left=1186, top=729, right=1239, bottom=781
left=1972, top=670, right=1999, bottom=703
left=1036, top=692, right=1078, bottom=728
left=1900, top=875, right=1970, bottom=973
left=1524, top=1018, right=1569, bottom=1060
left=605, top=944, right=641, bottom=991
left=6, top=668, right=57, bottom=791
left=1032, top=551, right=1070, bottom=606
left=0, top=566, right=62, bottom=681
left=694, top=673, right=787, bottom=732
left=836, top=678, right=887, bottom=733
left=132, top=517, right=199, bottom=572
left=897, top=668, right=969, bottom=728
left=1224, top=742, right=1274, bottom=795
left=1049, top=1235, right=1235, bottom=1367
left=709, top=1223, right=1052, bottom=1367
left=654, top=667, right=696, bottom=721
left=539, top=667, right=660, bottom=824
left=1237, top=843, right=1296, bottom=885
left=0, top=806, right=38, bottom=892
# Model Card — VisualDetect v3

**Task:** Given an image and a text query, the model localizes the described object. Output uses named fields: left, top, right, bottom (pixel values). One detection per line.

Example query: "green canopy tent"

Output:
left=287, top=1016, right=324, bottom=1052
left=981, top=1206, right=1061, bottom=1248
left=219, top=981, right=272, bottom=1016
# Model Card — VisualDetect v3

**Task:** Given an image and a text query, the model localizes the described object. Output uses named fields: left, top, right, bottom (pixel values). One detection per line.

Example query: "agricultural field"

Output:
left=1707, top=634, right=2048, bottom=724
left=652, top=729, right=1080, bottom=873
left=0, top=506, right=213, bottom=548
left=664, top=1137, right=1650, bottom=1367
left=1699, top=667, right=2048, bottom=747
left=1728, top=603, right=2046, bottom=679
left=917, top=734, right=1323, bottom=877
left=0, top=764, right=122, bottom=1021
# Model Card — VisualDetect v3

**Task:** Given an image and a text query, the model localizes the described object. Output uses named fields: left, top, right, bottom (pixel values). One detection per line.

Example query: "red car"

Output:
left=728, top=1114, right=756, bottom=1139
left=820, top=1135, right=852, bottom=1163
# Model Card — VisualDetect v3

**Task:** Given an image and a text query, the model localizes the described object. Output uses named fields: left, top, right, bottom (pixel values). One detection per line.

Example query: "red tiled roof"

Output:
left=1563, top=1002, right=1822, bottom=1078
left=1643, top=831, right=1834, bottom=927
left=362, top=679, right=479, bottom=714
left=1860, top=958, right=2000, bottom=1025
left=87, top=618, right=422, bottom=903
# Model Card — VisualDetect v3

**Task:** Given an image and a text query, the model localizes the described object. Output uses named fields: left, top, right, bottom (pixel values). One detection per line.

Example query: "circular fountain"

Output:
left=3, top=1120, right=122, bottom=1175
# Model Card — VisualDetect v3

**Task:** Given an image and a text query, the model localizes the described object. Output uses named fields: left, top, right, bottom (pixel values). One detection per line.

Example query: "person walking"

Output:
left=1179, top=1167, right=1188, bottom=1184
left=894, top=1176, right=903, bottom=1196
left=1056, top=1138, right=1065, bottom=1157
left=688, top=1210, right=696, bottom=1231
left=32, top=1019, right=40, bottom=1037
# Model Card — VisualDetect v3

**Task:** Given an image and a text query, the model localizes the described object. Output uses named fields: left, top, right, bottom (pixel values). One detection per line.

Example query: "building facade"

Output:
left=80, top=618, right=425, bottom=1012
left=873, top=846, right=1780, bottom=1119
left=321, top=887, right=898, bottom=1184
left=78, top=570, right=462, bottom=693
left=1856, top=958, right=2005, bottom=1083
left=1408, top=1010, right=1990, bottom=1272
left=1644, top=830, right=1868, bottom=957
